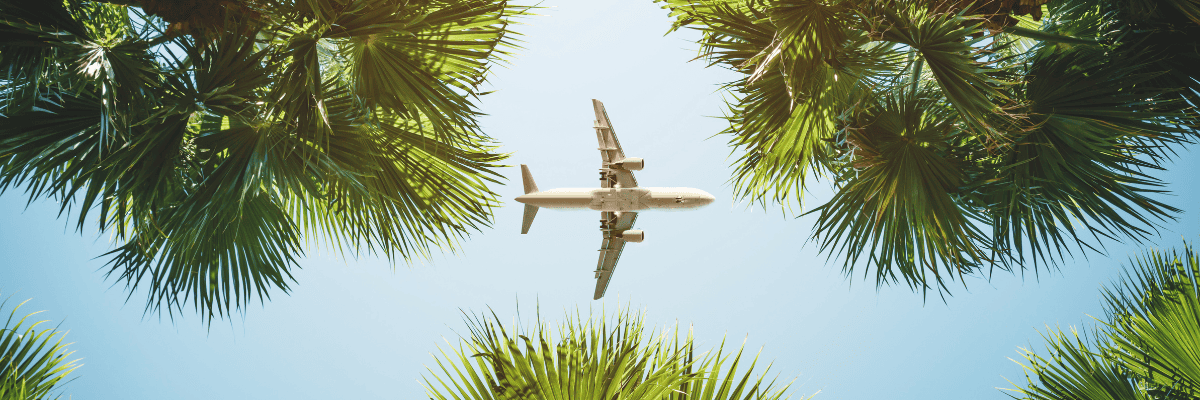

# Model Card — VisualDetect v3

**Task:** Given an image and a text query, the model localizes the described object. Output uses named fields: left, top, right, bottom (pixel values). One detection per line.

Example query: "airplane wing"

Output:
left=594, top=211, right=638, bottom=300
left=593, top=99, right=638, bottom=188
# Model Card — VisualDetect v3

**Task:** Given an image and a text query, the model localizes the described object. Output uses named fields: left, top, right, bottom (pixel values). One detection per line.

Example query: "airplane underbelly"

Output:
left=588, top=189, right=649, bottom=212
left=590, top=200, right=644, bottom=212
left=636, top=188, right=712, bottom=210
left=521, top=192, right=593, bottom=208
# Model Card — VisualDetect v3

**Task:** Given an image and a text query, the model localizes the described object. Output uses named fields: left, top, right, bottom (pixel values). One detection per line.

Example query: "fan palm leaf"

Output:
left=424, top=307, right=802, bottom=400
left=1008, top=327, right=1150, bottom=400
left=810, top=85, right=991, bottom=293
left=983, top=45, right=1187, bottom=270
left=1008, top=243, right=1200, bottom=399
left=0, top=294, right=81, bottom=400
left=1103, top=246, right=1200, bottom=397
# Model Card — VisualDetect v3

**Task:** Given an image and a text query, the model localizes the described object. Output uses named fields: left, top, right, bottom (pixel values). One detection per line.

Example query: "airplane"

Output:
left=515, top=99, right=715, bottom=300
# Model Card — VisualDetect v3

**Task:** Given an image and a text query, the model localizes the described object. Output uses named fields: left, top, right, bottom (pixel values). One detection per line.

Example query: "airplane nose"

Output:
left=700, top=192, right=715, bottom=206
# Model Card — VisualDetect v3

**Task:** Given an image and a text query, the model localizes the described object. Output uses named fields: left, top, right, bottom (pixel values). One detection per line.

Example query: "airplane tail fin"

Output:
left=521, top=204, right=538, bottom=234
left=520, top=164, right=538, bottom=194
left=520, top=164, right=539, bottom=234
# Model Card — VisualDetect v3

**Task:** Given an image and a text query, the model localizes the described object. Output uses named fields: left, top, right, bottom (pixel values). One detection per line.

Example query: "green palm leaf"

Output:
left=876, top=5, right=1019, bottom=141
left=1008, top=327, right=1149, bottom=400
left=1008, top=242, right=1200, bottom=400
left=424, top=307, right=802, bottom=400
left=0, top=294, right=81, bottom=400
left=1103, top=245, right=1200, bottom=397
left=810, top=86, right=990, bottom=293
left=984, top=45, right=1186, bottom=270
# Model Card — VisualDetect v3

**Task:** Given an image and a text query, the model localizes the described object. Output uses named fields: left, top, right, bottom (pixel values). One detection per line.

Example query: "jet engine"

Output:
left=614, top=157, right=644, bottom=171
left=621, top=230, right=645, bottom=242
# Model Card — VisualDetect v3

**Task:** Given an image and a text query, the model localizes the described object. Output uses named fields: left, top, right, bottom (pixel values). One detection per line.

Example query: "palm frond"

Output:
left=424, top=306, right=801, bottom=400
left=335, top=0, right=520, bottom=140
left=1103, top=245, right=1200, bottom=398
left=983, top=45, right=1187, bottom=271
left=876, top=4, right=1020, bottom=142
left=0, top=294, right=81, bottom=400
left=1007, top=326, right=1149, bottom=400
left=811, top=86, right=990, bottom=293
left=1008, top=242, right=1200, bottom=400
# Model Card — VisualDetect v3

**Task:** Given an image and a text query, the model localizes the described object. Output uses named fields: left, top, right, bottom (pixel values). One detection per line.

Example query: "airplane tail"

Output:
left=521, top=204, right=538, bottom=234
left=520, top=164, right=538, bottom=194
left=520, top=164, right=539, bottom=234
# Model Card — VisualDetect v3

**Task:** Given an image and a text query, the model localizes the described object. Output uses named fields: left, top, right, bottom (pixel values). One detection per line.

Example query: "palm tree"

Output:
left=424, top=307, right=804, bottom=400
left=0, top=0, right=527, bottom=321
left=1008, top=243, right=1200, bottom=399
left=0, top=294, right=81, bottom=400
left=657, top=0, right=1200, bottom=295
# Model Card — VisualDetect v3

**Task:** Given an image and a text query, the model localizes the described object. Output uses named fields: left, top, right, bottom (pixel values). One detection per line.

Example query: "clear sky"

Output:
left=2, top=1, right=1199, bottom=399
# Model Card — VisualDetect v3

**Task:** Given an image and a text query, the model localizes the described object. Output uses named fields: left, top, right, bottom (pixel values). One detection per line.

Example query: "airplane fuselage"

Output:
left=515, top=187, right=714, bottom=212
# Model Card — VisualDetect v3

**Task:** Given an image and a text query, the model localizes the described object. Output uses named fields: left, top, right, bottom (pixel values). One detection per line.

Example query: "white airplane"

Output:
left=516, top=99, right=715, bottom=300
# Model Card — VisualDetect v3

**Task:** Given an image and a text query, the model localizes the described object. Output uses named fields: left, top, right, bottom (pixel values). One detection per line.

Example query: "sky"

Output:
left=2, top=1, right=1200, bottom=399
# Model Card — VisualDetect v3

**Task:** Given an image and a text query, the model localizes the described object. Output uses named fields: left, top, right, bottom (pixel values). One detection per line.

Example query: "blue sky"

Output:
left=2, top=1, right=1199, bottom=399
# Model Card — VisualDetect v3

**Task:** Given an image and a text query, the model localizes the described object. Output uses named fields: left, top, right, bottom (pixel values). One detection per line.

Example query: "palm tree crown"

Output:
left=425, top=307, right=801, bottom=400
left=659, top=0, right=1200, bottom=295
left=0, top=0, right=527, bottom=320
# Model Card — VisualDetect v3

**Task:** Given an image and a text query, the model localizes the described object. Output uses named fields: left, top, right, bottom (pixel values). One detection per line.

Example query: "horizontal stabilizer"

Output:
left=520, top=164, right=538, bottom=194
left=521, top=204, right=538, bottom=234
